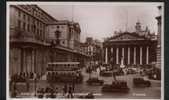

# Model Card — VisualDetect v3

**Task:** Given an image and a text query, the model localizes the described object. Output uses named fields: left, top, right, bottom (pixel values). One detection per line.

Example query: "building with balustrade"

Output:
left=103, top=22, right=157, bottom=67
left=9, top=5, right=88, bottom=77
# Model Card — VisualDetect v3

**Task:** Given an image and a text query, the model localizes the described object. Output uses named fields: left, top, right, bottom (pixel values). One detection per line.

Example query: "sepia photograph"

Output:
left=7, top=2, right=164, bottom=99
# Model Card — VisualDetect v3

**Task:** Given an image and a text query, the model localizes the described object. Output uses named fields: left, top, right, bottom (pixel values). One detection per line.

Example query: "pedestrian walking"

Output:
left=67, top=85, right=73, bottom=98
left=11, top=82, right=17, bottom=97
left=113, top=72, right=116, bottom=81
left=26, top=80, right=30, bottom=92
left=63, top=84, right=67, bottom=96
left=72, top=81, right=75, bottom=92
left=55, top=87, right=58, bottom=97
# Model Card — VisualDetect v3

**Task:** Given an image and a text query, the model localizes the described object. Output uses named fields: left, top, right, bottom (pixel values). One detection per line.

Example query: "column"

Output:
left=31, top=49, right=34, bottom=72
left=105, top=48, right=108, bottom=64
left=23, top=49, right=26, bottom=72
left=128, top=47, right=130, bottom=65
left=146, top=46, right=149, bottom=64
left=111, top=47, right=113, bottom=53
left=134, top=47, right=136, bottom=65
left=111, top=47, right=113, bottom=63
left=122, top=47, right=124, bottom=57
left=116, top=47, right=119, bottom=64
left=34, top=49, right=37, bottom=73
left=27, top=49, right=31, bottom=73
left=140, top=46, right=143, bottom=65
left=20, top=48, right=24, bottom=72
left=25, top=50, right=28, bottom=72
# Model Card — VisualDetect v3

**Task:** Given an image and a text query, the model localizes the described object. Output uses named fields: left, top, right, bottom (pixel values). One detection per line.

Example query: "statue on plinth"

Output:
left=120, top=56, right=126, bottom=75
left=120, top=56, right=125, bottom=68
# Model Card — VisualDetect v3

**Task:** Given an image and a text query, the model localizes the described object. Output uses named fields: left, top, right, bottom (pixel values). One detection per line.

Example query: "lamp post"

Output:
left=34, top=74, right=37, bottom=97
left=49, top=30, right=60, bottom=62
left=34, top=49, right=37, bottom=97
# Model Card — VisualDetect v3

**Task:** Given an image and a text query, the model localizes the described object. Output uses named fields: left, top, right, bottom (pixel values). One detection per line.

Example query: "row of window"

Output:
left=51, top=25, right=80, bottom=40
left=18, top=10, right=45, bottom=30
left=19, top=5, right=53, bottom=24
left=17, top=11, right=46, bottom=40
left=18, top=19, right=45, bottom=37
left=82, top=46, right=98, bottom=52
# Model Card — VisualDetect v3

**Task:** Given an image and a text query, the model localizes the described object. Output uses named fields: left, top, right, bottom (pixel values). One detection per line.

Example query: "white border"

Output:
left=161, top=3, right=164, bottom=100
left=6, top=2, right=164, bottom=100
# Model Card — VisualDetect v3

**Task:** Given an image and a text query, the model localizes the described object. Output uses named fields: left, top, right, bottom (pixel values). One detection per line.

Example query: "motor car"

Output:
left=133, top=78, right=151, bottom=87
left=100, top=70, right=112, bottom=77
left=85, top=92, right=95, bottom=99
left=101, top=81, right=129, bottom=92
left=147, top=68, right=161, bottom=80
left=126, top=68, right=137, bottom=74
left=86, top=77, right=104, bottom=85
left=78, top=92, right=95, bottom=99
left=113, top=68, right=124, bottom=76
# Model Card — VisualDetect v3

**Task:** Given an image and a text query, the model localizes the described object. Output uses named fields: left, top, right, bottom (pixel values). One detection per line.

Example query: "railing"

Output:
left=10, top=27, right=33, bottom=38
left=10, top=27, right=46, bottom=43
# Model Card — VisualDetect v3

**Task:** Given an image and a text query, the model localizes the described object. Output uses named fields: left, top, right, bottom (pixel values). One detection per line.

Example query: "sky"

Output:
left=38, top=2, right=163, bottom=42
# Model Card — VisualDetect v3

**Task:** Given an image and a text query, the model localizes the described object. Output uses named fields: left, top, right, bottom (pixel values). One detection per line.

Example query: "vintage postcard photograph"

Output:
left=6, top=2, right=164, bottom=100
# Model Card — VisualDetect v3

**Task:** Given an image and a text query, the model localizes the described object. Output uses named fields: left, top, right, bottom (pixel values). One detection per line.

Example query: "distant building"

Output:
left=81, top=37, right=102, bottom=65
left=103, top=22, right=157, bottom=66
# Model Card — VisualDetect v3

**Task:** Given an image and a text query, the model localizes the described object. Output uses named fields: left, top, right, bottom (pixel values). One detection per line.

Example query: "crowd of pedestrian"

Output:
left=36, top=83, right=75, bottom=98
left=10, top=72, right=41, bottom=82
left=63, top=83, right=75, bottom=98
left=37, top=86, right=58, bottom=98
left=10, top=72, right=43, bottom=97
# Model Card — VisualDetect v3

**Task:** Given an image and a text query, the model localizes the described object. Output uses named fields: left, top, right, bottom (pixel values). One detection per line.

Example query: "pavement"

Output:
left=11, top=68, right=161, bottom=99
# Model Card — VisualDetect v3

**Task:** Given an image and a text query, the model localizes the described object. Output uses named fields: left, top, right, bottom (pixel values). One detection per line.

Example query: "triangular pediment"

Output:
left=109, top=33, right=146, bottom=41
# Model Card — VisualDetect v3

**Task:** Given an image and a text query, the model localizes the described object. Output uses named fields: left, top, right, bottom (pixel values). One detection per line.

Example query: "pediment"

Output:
left=109, top=33, right=146, bottom=41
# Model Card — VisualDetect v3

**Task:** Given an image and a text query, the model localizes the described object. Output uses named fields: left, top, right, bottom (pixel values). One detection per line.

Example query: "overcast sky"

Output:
left=39, top=2, right=162, bottom=42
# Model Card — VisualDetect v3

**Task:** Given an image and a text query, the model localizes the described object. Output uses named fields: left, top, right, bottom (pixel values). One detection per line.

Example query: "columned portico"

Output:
left=103, top=32, right=157, bottom=67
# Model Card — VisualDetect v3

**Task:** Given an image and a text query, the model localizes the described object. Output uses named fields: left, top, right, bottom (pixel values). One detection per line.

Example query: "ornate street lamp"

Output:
left=50, top=30, right=61, bottom=62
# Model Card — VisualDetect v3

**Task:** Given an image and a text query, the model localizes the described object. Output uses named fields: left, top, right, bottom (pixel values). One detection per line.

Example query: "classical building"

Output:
left=9, top=5, right=88, bottom=77
left=103, top=22, right=157, bottom=67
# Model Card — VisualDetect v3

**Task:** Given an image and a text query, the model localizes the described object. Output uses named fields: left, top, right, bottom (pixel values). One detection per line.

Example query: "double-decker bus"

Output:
left=46, top=62, right=83, bottom=83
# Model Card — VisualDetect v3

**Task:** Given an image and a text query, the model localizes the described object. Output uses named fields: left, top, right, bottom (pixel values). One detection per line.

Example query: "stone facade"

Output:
left=9, top=5, right=88, bottom=77
left=9, top=5, right=55, bottom=76
left=47, top=20, right=81, bottom=50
